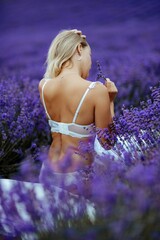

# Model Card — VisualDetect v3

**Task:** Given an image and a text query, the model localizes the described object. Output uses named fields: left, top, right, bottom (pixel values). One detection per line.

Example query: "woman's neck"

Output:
left=60, top=68, right=81, bottom=78
left=61, top=60, right=82, bottom=76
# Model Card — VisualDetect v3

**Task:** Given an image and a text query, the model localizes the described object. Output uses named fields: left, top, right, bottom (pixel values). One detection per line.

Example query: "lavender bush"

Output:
left=0, top=0, right=160, bottom=239
left=0, top=73, right=51, bottom=178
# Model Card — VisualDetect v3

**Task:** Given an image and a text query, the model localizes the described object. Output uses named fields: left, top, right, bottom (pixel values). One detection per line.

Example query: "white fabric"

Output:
left=48, top=120, right=94, bottom=138
left=72, top=81, right=96, bottom=123
left=41, top=80, right=51, bottom=120
left=94, top=135, right=119, bottom=160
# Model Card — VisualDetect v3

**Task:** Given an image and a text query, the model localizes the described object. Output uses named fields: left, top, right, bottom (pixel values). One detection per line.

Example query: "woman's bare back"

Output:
left=39, top=74, right=97, bottom=171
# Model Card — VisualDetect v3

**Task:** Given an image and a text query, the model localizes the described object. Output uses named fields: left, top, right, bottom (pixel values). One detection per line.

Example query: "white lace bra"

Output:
left=42, top=79, right=100, bottom=138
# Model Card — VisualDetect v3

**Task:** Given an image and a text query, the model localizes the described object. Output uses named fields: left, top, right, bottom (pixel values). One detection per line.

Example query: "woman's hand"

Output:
left=104, top=78, right=118, bottom=102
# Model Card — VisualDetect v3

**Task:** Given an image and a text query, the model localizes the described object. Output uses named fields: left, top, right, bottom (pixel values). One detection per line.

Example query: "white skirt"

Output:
left=94, top=135, right=119, bottom=160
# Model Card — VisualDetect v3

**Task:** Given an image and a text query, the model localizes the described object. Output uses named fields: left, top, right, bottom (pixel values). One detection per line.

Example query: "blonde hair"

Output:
left=43, top=30, right=89, bottom=79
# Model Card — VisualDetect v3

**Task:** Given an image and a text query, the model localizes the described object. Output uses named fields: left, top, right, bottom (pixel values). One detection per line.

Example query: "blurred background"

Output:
left=0, top=0, right=160, bottom=79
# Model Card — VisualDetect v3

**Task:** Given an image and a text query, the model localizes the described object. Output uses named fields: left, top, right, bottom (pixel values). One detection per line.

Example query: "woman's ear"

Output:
left=77, top=43, right=83, bottom=56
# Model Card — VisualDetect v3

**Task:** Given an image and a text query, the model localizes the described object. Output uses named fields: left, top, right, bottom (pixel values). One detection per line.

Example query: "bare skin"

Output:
left=39, top=44, right=117, bottom=172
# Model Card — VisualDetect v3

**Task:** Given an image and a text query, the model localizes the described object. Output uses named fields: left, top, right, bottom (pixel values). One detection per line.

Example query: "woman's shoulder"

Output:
left=84, top=80, right=103, bottom=87
left=83, top=80, right=109, bottom=103
left=38, top=78, right=44, bottom=93
left=38, top=78, right=53, bottom=91
left=89, top=80, right=108, bottom=92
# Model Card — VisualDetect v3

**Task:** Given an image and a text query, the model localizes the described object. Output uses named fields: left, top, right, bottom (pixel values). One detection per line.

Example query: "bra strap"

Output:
left=72, top=82, right=96, bottom=123
left=42, top=81, right=52, bottom=120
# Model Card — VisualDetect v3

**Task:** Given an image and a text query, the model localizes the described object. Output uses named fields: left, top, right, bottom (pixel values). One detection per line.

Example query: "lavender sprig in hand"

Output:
left=96, top=60, right=118, bottom=102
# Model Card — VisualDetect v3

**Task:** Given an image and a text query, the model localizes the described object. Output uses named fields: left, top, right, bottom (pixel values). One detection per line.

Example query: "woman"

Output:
left=38, top=29, right=118, bottom=194
left=1, top=29, right=113, bottom=236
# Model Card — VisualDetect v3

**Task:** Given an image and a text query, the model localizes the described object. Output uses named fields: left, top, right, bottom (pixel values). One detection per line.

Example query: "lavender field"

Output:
left=0, top=0, right=160, bottom=239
